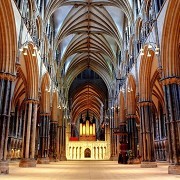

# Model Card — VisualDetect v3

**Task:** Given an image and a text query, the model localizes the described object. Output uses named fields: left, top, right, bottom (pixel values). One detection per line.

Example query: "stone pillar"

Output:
left=56, top=125, right=60, bottom=160
left=119, top=122, right=128, bottom=164
left=37, top=114, right=50, bottom=164
left=0, top=76, right=14, bottom=174
left=49, top=121, right=58, bottom=162
left=127, top=115, right=139, bottom=164
left=19, top=100, right=38, bottom=167
left=139, top=101, right=157, bottom=168
left=162, top=78, right=180, bottom=175
left=58, top=125, right=62, bottom=160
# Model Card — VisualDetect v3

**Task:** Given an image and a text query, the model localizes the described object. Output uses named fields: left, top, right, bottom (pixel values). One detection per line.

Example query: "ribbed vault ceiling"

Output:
left=46, top=0, right=133, bottom=122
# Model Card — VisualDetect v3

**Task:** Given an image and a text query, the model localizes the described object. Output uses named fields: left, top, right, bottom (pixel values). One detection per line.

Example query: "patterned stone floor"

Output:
left=1, top=161, right=179, bottom=180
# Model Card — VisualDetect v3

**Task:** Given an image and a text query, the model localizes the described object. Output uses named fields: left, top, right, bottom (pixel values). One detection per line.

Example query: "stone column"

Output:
left=19, top=100, right=38, bottom=167
left=56, top=125, right=60, bottom=160
left=58, top=125, right=62, bottom=160
left=0, top=76, right=14, bottom=174
left=49, top=121, right=58, bottom=162
left=162, top=78, right=180, bottom=175
left=127, top=115, right=139, bottom=163
left=37, top=114, right=50, bottom=164
left=139, top=101, right=157, bottom=168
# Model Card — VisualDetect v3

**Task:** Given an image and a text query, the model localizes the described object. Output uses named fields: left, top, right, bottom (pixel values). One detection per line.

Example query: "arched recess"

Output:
left=0, top=0, right=17, bottom=75
left=40, top=72, right=51, bottom=114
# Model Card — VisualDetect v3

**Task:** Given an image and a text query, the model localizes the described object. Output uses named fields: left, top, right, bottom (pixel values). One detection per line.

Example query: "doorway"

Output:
left=84, top=148, right=91, bottom=158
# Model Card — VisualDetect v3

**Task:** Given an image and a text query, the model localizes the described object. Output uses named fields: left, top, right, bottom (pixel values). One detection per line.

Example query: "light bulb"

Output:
left=140, top=52, right=144, bottom=56
left=24, top=45, right=28, bottom=49
left=140, top=48, right=144, bottom=52
left=155, top=51, right=159, bottom=55
left=128, top=87, right=131, bottom=92
left=19, top=48, right=23, bottom=52
left=148, top=44, right=152, bottom=49
left=155, top=47, right=159, bottom=51
left=32, top=52, right=36, bottom=57
left=23, top=50, right=27, bottom=56
left=147, top=51, right=151, bottom=57
left=33, top=46, right=37, bottom=50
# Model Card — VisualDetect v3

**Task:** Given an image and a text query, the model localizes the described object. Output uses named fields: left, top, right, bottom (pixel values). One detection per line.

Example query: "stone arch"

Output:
left=84, top=148, right=91, bottom=158
left=0, top=0, right=17, bottom=76
left=40, top=72, right=51, bottom=113
left=161, top=0, right=180, bottom=78
left=22, top=43, right=39, bottom=100
left=126, top=74, right=136, bottom=115
left=139, top=46, right=155, bottom=101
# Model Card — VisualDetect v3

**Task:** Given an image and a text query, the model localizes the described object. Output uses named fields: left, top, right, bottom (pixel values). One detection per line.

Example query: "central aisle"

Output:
left=1, top=161, right=178, bottom=180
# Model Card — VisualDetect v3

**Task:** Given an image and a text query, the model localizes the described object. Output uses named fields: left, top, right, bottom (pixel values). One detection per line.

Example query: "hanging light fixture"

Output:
left=19, top=47, right=23, bottom=52
left=140, top=47, right=144, bottom=56
left=155, top=46, right=160, bottom=55
left=147, top=51, right=151, bottom=57
left=24, top=44, right=28, bottom=49
left=32, top=50, right=36, bottom=57
left=23, top=49, right=27, bottom=56
left=148, top=44, right=152, bottom=49
left=57, top=105, right=61, bottom=109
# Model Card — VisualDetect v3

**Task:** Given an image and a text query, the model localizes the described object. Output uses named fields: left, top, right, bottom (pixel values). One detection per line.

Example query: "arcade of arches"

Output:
left=0, top=0, right=179, bottom=177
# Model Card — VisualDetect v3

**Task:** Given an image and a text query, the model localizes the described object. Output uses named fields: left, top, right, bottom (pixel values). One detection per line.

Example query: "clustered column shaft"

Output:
left=19, top=100, right=38, bottom=167
left=37, top=114, right=50, bottom=164
left=0, top=78, right=13, bottom=174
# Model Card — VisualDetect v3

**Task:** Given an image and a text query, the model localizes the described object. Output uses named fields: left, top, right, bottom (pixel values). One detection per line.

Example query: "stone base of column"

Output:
left=128, top=158, right=141, bottom=164
left=19, top=158, right=36, bottom=167
left=168, top=165, right=180, bottom=175
left=60, top=154, right=67, bottom=161
left=0, top=161, right=9, bottom=174
left=110, top=156, right=118, bottom=161
left=141, top=161, right=157, bottom=168
left=49, top=157, right=59, bottom=162
left=37, top=157, right=50, bottom=164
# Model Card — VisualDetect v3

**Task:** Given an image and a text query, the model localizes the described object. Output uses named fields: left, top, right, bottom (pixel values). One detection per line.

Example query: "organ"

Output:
left=79, top=111, right=96, bottom=141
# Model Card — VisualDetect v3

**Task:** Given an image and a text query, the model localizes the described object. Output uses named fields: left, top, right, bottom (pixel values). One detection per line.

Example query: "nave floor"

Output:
left=1, top=161, right=179, bottom=180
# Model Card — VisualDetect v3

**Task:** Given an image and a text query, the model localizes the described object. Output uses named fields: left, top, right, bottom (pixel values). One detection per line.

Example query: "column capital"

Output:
left=126, top=114, right=137, bottom=119
left=0, top=72, right=16, bottom=81
left=50, top=120, right=58, bottom=124
left=25, top=99, right=39, bottom=104
left=138, top=101, right=153, bottom=107
left=161, top=76, right=180, bottom=86
left=40, top=113, right=50, bottom=116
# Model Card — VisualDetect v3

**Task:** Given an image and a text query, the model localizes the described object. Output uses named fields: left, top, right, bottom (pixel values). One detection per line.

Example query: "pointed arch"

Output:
left=139, top=46, right=155, bottom=101
left=126, top=74, right=136, bottom=115
left=41, top=72, right=51, bottom=113
left=22, top=43, right=39, bottom=100
left=161, top=0, right=180, bottom=78
left=0, top=0, right=17, bottom=76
